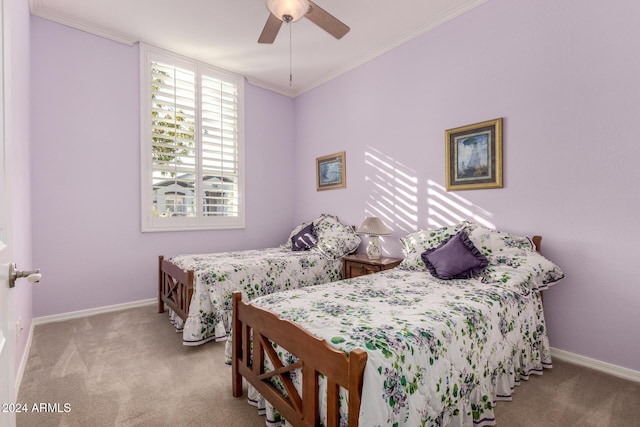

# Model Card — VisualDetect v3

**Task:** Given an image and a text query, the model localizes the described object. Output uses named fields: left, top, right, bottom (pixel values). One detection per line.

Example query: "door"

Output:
left=0, top=249, right=13, bottom=425
left=0, top=0, right=16, bottom=424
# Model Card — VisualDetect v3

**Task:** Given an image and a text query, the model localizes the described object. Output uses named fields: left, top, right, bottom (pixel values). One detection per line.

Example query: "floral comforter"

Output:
left=168, top=247, right=342, bottom=346
left=241, top=233, right=564, bottom=426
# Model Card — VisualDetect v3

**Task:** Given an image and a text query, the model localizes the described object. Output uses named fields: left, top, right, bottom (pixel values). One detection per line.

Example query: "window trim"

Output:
left=140, top=44, right=245, bottom=232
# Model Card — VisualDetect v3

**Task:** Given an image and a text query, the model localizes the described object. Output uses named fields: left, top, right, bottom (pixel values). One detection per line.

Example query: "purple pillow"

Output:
left=291, top=223, right=317, bottom=251
left=421, top=231, right=488, bottom=279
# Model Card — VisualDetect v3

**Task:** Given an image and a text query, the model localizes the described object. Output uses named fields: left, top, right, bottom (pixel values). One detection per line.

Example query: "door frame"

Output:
left=0, top=0, right=17, bottom=425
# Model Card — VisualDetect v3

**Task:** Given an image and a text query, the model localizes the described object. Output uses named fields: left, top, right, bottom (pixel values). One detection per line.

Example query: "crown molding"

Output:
left=245, top=75, right=297, bottom=98
left=29, top=0, right=138, bottom=46
left=292, top=0, right=488, bottom=97
left=28, top=0, right=487, bottom=98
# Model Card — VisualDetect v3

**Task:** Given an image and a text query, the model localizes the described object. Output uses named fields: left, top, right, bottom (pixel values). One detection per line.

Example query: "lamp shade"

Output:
left=356, top=217, right=392, bottom=236
left=266, top=0, right=310, bottom=22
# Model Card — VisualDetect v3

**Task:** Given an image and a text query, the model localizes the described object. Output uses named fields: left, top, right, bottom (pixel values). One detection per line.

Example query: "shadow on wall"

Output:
left=363, top=146, right=497, bottom=243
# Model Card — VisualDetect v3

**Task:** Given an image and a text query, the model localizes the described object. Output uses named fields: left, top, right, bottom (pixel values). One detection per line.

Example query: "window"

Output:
left=140, top=44, right=245, bottom=231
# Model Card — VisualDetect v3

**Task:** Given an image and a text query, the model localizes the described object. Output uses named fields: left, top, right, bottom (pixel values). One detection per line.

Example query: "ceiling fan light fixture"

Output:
left=266, top=0, right=310, bottom=23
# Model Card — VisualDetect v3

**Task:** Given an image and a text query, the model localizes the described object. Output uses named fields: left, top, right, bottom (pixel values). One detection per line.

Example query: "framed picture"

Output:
left=445, top=118, right=503, bottom=191
left=316, top=151, right=346, bottom=191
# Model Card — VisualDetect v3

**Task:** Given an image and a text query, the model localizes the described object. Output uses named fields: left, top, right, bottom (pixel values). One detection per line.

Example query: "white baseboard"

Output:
left=32, top=298, right=157, bottom=326
left=551, top=347, right=640, bottom=383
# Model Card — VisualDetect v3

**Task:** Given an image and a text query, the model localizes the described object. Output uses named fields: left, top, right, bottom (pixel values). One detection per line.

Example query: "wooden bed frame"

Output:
left=230, top=235, right=544, bottom=426
left=232, top=291, right=368, bottom=427
left=532, top=235, right=541, bottom=252
left=157, top=225, right=359, bottom=322
left=157, top=255, right=194, bottom=321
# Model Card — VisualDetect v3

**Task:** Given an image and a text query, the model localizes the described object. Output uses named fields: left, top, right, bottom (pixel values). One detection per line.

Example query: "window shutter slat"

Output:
left=201, top=73, right=240, bottom=217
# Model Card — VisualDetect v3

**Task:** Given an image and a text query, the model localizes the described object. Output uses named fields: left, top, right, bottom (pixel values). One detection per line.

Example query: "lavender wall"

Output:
left=28, top=0, right=640, bottom=373
left=293, top=0, right=640, bottom=371
left=6, top=0, right=33, bottom=371
left=30, top=18, right=296, bottom=317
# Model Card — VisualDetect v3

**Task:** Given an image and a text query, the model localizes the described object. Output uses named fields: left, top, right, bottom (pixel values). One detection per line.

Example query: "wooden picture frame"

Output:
left=445, top=118, right=503, bottom=191
left=316, top=151, right=346, bottom=191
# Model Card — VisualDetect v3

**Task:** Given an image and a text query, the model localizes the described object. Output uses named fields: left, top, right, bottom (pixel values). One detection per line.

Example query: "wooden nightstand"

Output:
left=342, top=254, right=403, bottom=279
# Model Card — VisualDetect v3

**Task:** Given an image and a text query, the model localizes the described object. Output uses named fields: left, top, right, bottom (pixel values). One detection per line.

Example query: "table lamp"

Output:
left=356, top=216, right=391, bottom=260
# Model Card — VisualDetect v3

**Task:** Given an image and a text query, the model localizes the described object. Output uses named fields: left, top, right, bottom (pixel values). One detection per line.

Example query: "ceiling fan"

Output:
left=258, top=0, right=350, bottom=44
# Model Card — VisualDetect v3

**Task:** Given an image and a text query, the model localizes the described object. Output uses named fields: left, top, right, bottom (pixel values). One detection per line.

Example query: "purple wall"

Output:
left=27, top=0, right=640, bottom=373
left=30, top=18, right=296, bottom=317
left=293, top=0, right=640, bottom=371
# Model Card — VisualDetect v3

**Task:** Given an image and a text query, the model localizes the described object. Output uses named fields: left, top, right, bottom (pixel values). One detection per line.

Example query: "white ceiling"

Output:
left=29, top=0, right=487, bottom=97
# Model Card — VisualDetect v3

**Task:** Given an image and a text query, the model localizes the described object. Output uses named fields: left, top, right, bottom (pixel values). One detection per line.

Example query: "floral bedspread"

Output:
left=242, top=244, right=564, bottom=426
left=168, top=247, right=342, bottom=346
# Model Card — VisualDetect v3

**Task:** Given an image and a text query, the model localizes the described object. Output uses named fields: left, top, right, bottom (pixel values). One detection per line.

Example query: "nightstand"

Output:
left=342, top=254, right=403, bottom=279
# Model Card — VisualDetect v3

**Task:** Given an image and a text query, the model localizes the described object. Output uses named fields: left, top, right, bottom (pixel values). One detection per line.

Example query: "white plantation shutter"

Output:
left=141, top=45, right=244, bottom=231
left=201, top=76, right=239, bottom=216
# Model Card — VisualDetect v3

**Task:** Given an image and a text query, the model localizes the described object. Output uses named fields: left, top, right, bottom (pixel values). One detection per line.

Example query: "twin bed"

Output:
left=158, top=213, right=361, bottom=345
left=229, top=221, right=564, bottom=426
left=158, top=216, right=564, bottom=426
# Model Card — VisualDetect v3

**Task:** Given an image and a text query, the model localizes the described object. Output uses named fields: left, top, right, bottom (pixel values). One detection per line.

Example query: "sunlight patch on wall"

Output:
left=364, top=147, right=496, bottom=247
left=427, top=180, right=495, bottom=229
left=363, top=148, right=418, bottom=237
left=363, top=147, right=496, bottom=239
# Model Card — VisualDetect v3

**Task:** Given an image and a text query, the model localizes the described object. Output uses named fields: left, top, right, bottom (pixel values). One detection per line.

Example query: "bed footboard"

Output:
left=231, top=291, right=367, bottom=427
left=158, top=255, right=194, bottom=321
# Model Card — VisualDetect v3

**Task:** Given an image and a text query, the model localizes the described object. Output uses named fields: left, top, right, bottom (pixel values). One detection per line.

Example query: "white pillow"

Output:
left=311, top=214, right=361, bottom=260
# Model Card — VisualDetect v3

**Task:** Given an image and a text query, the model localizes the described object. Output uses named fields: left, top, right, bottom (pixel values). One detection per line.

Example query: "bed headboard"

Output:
left=532, top=235, right=542, bottom=252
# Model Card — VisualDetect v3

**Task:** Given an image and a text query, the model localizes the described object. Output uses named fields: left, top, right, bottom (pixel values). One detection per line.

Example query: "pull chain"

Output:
left=289, top=21, right=293, bottom=86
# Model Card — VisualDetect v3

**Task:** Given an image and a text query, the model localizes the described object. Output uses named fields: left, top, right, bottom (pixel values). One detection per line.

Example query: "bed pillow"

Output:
left=397, top=221, right=477, bottom=271
left=481, top=249, right=565, bottom=289
left=291, top=223, right=317, bottom=251
left=524, top=252, right=565, bottom=288
left=467, top=224, right=534, bottom=257
left=282, top=221, right=311, bottom=249
left=421, top=231, right=488, bottom=279
left=466, top=224, right=565, bottom=289
left=311, top=214, right=361, bottom=260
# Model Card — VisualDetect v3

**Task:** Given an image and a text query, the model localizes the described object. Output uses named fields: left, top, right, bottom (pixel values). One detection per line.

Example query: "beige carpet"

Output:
left=17, top=305, right=640, bottom=426
left=18, top=305, right=264, bottom=427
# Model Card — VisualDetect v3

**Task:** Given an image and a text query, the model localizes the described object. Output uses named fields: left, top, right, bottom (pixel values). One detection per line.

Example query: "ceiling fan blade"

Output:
left=258, top=13, right=283, bottom=43
left=305, top=1, right=350, bottom=39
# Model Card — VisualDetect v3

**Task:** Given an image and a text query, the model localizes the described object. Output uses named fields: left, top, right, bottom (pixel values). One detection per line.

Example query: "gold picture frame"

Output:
left=316, top=151, right=346, bottom=191
left=445, top=118, right=503, bottom=191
